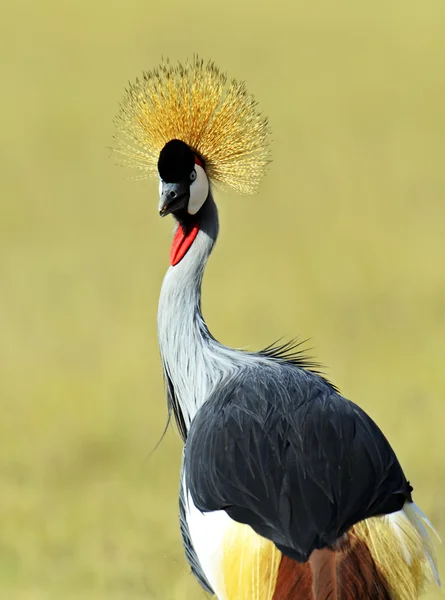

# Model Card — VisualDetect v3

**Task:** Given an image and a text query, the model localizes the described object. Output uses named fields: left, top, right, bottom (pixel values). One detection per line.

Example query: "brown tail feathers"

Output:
left=272, top=534, right=391, bottom=600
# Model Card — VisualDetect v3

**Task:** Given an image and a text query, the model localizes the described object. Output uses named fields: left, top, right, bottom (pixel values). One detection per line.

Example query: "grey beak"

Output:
left=159, top=181, right=190, bottom=217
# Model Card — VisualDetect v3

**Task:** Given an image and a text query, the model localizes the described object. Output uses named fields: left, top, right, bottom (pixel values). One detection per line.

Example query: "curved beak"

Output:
left=159, top=181, right=190, bottom=217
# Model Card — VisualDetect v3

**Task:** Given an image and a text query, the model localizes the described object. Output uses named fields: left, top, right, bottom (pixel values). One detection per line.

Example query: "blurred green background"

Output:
left=1, top=0, right=445, bottom=598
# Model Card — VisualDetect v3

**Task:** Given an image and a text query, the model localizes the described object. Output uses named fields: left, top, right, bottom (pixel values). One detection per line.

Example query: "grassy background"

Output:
left=1, top=0, right=445, bottom=598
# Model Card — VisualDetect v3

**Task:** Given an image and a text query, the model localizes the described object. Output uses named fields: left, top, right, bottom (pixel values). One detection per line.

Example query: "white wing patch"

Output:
left=183, top=479, right=231, bottom=600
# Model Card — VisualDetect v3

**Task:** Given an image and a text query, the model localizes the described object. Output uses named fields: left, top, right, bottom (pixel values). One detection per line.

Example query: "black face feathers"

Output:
left=158, top=139, right=195, bottom=183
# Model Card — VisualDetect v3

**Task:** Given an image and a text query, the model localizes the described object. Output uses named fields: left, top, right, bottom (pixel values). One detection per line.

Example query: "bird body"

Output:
left=159, top=193, right=438, bottom=600
left=113, top=58, right=440, bottom=599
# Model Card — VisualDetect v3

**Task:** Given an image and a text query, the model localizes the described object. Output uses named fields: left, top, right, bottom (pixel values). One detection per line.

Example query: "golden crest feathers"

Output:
left=112, top=57, right=270, bottom=194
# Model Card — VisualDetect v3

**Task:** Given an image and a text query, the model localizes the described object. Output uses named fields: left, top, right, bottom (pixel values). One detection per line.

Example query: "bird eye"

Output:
left=190, top=169, right=197, bottom=182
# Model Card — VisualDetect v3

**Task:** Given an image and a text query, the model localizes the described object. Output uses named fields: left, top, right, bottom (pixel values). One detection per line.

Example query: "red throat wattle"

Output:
left=170, top=224, right=199, bottom=266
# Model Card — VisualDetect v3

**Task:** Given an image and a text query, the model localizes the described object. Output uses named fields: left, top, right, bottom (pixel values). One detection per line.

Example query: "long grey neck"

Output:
left=157, top=194, right=231, bottom=429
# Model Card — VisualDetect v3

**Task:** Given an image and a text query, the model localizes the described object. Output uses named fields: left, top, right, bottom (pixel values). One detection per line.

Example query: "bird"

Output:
left=112, top=57, right=440, bottom=600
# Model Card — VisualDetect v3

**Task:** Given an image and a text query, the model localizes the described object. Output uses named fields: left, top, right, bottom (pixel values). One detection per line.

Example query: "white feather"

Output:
left=183, top=475, right=231, bottom=600
left=404, top=502, right=442, bottom=587
left=409, top=502, right=442, bottom=542
left=387, top=510, right=413, bottom=564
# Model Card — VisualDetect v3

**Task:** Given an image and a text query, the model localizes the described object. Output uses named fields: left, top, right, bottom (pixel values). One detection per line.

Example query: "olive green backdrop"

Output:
left=1, top=0, right=444, bottom=598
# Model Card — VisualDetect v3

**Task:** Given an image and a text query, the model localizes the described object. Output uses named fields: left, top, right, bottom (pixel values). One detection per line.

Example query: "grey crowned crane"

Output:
left=113, top=58, right=440, bottom=600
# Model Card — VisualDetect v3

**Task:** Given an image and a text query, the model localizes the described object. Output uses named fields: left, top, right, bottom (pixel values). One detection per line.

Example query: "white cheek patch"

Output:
left=158, top=178, right=164, bottom=212
left=188, top=165, right=209, bottom=215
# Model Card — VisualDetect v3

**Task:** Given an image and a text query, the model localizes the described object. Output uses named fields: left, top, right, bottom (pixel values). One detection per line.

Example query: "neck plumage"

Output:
left=157, top=195, right=227, bottom=432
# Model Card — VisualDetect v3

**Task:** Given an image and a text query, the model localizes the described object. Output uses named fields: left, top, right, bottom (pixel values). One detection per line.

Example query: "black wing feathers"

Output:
left=185, top=364, right=412, bottom=563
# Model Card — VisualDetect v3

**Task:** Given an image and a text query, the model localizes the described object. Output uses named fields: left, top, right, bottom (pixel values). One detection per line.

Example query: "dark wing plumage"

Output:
left=185, top=363, right=412, bottom=563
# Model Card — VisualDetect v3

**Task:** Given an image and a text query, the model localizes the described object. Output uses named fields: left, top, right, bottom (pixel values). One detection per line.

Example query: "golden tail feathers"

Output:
left=219, top=503, right=440, bottom=600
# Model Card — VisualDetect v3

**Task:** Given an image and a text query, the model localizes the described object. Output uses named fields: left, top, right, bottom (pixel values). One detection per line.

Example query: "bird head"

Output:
left=158, top=139, right=209, bottom=221
left=112, top=57, right=271, bottom=265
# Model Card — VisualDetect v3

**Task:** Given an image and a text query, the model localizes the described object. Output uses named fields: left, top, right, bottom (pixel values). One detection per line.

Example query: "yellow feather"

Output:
left=353, top=505, right=439, bottom=600
left=112, top=56, right=271, bottom=195
left=219, top=521, right=281, bottom=600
